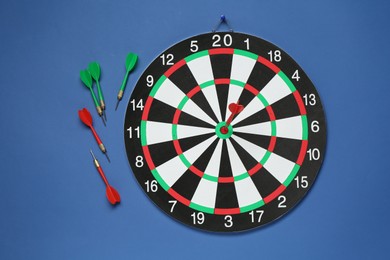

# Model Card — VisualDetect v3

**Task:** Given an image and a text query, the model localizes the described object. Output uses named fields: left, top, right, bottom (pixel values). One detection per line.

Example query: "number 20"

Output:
left=212, top=34, right=232, bottom=47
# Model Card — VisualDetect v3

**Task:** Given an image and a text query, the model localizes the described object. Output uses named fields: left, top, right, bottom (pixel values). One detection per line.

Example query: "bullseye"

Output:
left=220, top=126, right=229, bottom=134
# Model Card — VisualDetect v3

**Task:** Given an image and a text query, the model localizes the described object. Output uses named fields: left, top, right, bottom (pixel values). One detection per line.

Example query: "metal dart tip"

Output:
left=90, top=149, right=97, bottom=160
left=105, top=152, right=111, bottom=163
left=115, top=99, right=120, bottom=111
left=103, top=110, right=107, bottom=122
left=101, top=115, right=106, bottom=126
left=104, top=151, right=111, bottom=163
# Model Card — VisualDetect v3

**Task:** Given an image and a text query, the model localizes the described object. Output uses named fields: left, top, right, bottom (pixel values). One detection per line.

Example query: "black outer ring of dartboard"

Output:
left=124, top=32, right=327, bottom=232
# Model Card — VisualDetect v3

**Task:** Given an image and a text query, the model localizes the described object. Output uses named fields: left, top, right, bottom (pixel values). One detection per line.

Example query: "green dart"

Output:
left=115, top=52, right=138, bottom=111
left=80, top=69, right=106, bottom=126
left=88, top=62, right=107, bottom=121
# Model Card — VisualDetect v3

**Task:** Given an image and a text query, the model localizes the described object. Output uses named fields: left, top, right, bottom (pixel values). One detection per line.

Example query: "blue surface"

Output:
left=1, top=0, right=389, bottom=259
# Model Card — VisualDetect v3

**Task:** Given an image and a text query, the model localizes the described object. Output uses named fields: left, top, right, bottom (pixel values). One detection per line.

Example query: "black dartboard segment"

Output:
left=124, top=32, right=326, bottom=232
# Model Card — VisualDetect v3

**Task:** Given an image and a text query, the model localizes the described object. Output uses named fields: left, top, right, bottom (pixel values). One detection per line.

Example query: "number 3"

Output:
left=224, top=215, right=233, bottom=228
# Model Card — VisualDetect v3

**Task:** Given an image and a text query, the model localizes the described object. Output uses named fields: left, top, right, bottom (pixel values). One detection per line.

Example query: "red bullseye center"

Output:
left=220, top=125, right=229, bottom=134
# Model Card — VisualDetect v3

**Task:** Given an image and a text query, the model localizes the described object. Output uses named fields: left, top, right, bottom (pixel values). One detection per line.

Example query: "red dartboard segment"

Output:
left=208, top=48, right=235, bottom=55
left=296, top=140, right=308, bottom=166
left=141, top=96, right=154, bottom=121
left=214, top=207, right=241, bottom=215
left=248, top=163, right=263, bottom=176
left=164, top=59, right=186, bottom=78
left=264, top=185, right=287, bottom=204
left=189, top=165, right=204, bottom=178
left=257, top=56, right=281, bottom=74
left=266, top=106, right=276, bottom=121
left=186, top=85, right=201, bottom=98
left=218, top=176, right=235, bottom=183
left=244, top=83, right=260, bottom=96
left=172, top=139, right=183, bottom=155
left=268, top=136, right=277, bottom=152
left=168, top=188, right=191, bottom=206
left=172, top=109, right=182, bottom=125
left=142, top=145, right=156, bottom=171
left=124, top=32, right=326, bottom=232
left=293, top=90, right=307, bottom=115
left=214, top=78, right=231, bottom=85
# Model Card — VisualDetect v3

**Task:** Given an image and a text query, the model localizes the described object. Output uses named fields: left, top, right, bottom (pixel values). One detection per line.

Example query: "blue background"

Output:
left=1, top=0, right=389, bottom=259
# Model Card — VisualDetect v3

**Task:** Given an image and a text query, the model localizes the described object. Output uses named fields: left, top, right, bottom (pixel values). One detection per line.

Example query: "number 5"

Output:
left=190, top=40, right=198, bottom=52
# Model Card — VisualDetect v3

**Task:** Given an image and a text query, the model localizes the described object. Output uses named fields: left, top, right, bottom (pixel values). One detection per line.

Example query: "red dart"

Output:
left=90, top=150, right=120, bottom=205
left=78, top=108, right=110, bottom=162
left=220, top=101, right=244, bottom=134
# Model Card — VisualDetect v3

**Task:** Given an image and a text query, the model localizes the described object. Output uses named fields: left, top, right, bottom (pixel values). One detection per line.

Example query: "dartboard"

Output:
left=124, top=32, right=326, bottom=232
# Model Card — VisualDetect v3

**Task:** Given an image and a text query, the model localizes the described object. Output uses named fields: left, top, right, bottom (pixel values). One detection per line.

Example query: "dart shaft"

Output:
left=90, top=126, right=104, bottom=148
left=89, top=88, right=100, bottom=107
left=93, top=159, right=109, bottom=186
left=120, top=71, right=130, bottom=92
left=225, top=112, right=235, bottom=127
left=96, top=81, right=105, bottom=103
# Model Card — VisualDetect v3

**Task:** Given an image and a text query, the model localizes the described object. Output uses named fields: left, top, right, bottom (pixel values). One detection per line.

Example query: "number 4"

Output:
left=292, top=70, right=300, bottom=81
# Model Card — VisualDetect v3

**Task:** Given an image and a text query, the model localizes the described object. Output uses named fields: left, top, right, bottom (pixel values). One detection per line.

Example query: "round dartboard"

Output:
left=124, top=32, right=326, bottom=232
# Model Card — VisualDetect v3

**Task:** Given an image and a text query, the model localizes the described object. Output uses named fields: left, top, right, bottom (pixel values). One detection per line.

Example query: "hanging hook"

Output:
left=212, top=15, right=233, bottom=32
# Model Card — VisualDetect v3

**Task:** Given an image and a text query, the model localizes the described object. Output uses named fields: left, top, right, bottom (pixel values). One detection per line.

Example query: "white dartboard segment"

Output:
left=259, top=74, right=292, bottom=106
left=145, top=121, right=175, bottom=145
left=234, top=121, right=272, bottom=137
left=202, top=85, right=223, bottom=122
left=176, top=124, right=215, bottom=140
left=234, top=177, right=263, bottom=208
left=181, top=98, right=217, bottom=126
left=190, top=178, right=218, bottom=209
left=263, top=152, right=296, bottom=184
left=186, top=55, right=214, bottom=85
left=155, top=155, right=188, bottom=187
left=182, top=136, right=217, bottom=165
left=274, top=116, right=304, bottom=140
left=204, top=139, right=223, bottom=178
left=230, top=53, right=257, bottom=83
left=231, top=134, right=268, bottom=163
left=153, top=77, right=186, bottom=109
left=226, top=139, right=248, bottom=177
